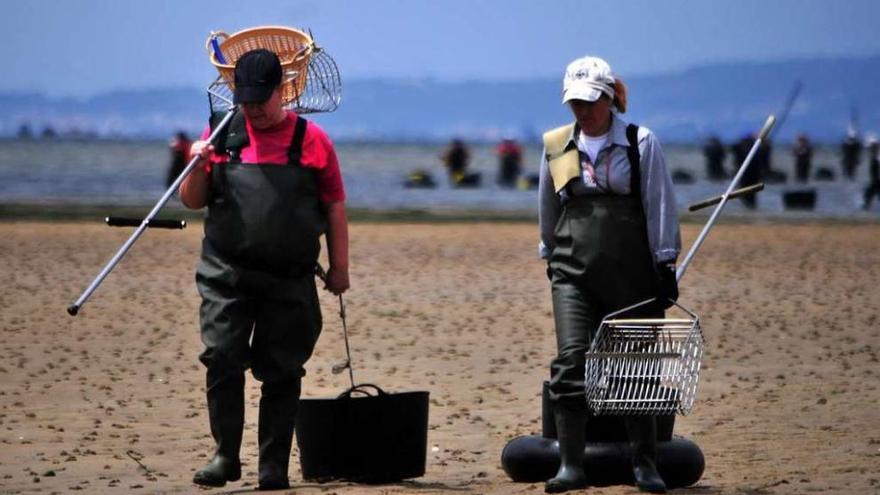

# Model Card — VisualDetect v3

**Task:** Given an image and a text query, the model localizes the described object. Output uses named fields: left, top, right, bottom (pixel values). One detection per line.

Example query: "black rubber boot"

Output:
left=257, top=379, right=300, bottom=491
left=625, top=416, right=666, bottom=493
left=193, top=370, right=244, bottom=487
left=544, top=404, right=588, bottom=493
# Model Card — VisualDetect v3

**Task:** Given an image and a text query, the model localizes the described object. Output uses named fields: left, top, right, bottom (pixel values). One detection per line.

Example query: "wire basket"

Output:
left=584, top=299, right=704, bottom=416
left=206, top=26, right=341, bottom=113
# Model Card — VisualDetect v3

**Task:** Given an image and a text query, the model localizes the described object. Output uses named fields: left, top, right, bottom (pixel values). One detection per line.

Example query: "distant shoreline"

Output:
left=2, top=202, right=877, bottom=226
left=0, top=135, right=855, bottom=147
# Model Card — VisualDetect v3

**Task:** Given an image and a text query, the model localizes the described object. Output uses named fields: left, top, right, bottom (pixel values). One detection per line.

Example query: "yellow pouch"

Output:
left=542, top=123, right=579, bottom=193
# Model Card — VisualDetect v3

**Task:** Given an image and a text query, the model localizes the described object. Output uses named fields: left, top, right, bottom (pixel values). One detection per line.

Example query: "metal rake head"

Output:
left=585, top=300, right=704, bottom=416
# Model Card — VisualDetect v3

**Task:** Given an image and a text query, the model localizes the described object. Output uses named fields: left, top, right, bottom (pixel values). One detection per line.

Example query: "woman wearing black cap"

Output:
left=539, top=55, right=680, bottom=494
left=180, top=48, right=349, bottom=490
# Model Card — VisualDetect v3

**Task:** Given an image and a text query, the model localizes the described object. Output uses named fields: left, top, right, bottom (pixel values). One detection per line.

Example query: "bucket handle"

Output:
left=337, top=383, right=386, bottom=399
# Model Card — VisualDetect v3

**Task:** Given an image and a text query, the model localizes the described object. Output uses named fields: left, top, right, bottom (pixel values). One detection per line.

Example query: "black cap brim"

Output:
left=233, top=85, right=274, bottom=105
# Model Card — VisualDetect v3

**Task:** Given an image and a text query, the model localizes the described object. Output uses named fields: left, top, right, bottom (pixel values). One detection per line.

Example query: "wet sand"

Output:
left=1, top=220, right=878, bottom=494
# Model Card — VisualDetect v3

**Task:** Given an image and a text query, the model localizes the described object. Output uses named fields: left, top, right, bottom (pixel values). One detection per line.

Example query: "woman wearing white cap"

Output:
left=539, top=56, right=680, bottom=493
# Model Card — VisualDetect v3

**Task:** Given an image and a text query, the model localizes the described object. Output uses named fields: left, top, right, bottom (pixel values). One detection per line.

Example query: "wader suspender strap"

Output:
left=287, top=116, right=308, bottom=165
left=209, top=110, right=248, bottom=200
left=625, top=123, right=641, bottom=198
left=209, top=111, right=248, bottom=160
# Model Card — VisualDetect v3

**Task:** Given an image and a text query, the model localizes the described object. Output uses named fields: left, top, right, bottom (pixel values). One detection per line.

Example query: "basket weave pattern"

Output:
left=209, top=26, right=314, bottom=104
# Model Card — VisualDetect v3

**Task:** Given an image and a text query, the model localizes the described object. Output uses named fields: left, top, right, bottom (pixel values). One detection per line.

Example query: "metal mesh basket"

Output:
left=206, top=27, right=341, bottom=114
left=584, top=299, right=704, bottom=416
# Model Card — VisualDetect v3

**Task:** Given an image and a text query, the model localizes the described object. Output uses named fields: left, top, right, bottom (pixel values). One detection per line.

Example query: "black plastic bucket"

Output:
left=296, top=384, right=429, bottom=483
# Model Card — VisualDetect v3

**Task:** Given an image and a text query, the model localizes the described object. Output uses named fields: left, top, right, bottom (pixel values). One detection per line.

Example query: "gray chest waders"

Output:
left=193, top=113, right=325, bottom=488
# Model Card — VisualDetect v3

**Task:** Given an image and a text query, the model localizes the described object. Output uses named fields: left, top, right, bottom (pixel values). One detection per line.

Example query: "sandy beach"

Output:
left=1, top=219, right=878, bottom=494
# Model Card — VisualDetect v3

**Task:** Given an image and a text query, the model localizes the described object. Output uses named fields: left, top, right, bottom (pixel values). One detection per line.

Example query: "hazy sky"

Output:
left=4, top=0, right=879, bottom=97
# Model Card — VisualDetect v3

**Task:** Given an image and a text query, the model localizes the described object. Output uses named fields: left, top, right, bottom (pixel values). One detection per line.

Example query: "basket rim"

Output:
left=208, top=25, right=314, bottom=69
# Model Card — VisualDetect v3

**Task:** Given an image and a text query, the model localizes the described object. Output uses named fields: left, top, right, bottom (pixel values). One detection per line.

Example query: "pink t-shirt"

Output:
left=199, top=112, right=345, bottom=204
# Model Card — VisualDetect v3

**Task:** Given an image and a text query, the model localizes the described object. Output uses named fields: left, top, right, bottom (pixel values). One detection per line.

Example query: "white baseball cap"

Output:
left=562, top=56, right=616, bottom=104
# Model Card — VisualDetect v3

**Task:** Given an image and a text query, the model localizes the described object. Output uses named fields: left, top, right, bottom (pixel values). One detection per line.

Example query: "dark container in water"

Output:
left=783, top=189, right=817, bottom=210
left=453, top=172, right=482, bottom=188
left=671, top=169, right=695, bottom=184
left=814, top=167, right=835, bottom=181
left=296, top=384, right=429, bottom=483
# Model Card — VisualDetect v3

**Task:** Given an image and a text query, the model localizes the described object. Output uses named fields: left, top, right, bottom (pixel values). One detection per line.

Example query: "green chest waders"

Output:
left=193, top=113, right=325, bottom=488
left=546, top=123, right=660, bottom=405
left=545, top=124, right=669, bottom=494
left=547, top=194, right=660, bottom=405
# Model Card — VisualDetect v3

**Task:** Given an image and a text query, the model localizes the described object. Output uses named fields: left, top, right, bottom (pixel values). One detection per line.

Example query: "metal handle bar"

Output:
left=688, top=183, right=765, bottom=212
left=315, top=264, right=355, bottom=389
left=105, top=217, right=187, bottom=229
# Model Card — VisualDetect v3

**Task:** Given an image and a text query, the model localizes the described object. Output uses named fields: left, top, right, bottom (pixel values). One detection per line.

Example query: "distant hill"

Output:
left=2, top=56, right=878, bottom=143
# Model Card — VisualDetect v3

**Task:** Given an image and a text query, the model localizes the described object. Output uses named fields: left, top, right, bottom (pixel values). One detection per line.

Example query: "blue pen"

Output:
left=211, top=37, right=227, bottom=64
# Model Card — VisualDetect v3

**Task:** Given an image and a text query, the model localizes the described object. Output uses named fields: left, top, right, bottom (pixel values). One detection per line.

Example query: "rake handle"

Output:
left=676, top=115, right=776, bottom=283
left=67, top=109, right=238, bottom=317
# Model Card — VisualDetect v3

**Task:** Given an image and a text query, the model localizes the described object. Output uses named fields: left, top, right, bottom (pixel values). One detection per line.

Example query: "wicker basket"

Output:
left=207, top=26, right=314, bottom=104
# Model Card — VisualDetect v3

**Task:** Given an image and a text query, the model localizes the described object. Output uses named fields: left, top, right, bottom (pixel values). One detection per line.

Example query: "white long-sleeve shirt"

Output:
left=538, top=114, right=681, bottom=264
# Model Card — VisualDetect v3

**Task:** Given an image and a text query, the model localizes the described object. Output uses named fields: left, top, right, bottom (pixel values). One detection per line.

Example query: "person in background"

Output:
left=702, top=135, right=726, bottom=181
left=179, top=49, right=349, bottom=491
left=755, top=137, right=779, bottom=182
left=167, top=131, right=192, bottom=188
left=441, top=138, right=471, bottom=186
left=792, top=133, right=813, bottom=183
left=538, top=55, right=680, bottom=494
left=732, top=134, right=759, bottom=209
left=496, top=137, right=523, bottom=188
left=862, top=136, right=880, bottom=210
left=841, top=130, right=863, bottom=180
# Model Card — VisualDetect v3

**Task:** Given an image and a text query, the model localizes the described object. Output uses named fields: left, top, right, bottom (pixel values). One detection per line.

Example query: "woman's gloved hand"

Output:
left=656, top=262, right=679, bottom=309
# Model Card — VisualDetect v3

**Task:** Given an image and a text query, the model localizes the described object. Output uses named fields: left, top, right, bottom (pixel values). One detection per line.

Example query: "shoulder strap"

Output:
left=287, top=116, right=308, bottom=165
left=209, top=110, right=248, bottom=162
left=625, top=123, right=641, bottom=198
left=207, top=110, right=245, bottom=202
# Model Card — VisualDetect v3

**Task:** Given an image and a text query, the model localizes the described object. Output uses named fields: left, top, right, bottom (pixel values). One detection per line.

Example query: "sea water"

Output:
left=0, top=139, right=875, bottom=219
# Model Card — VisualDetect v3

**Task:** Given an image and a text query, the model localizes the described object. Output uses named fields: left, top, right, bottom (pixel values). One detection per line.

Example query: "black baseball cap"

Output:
left=233, top=49, right=282, bottom=104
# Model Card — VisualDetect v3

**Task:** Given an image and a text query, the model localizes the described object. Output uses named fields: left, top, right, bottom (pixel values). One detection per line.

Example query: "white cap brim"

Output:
left=562, top=86, right=603, bottom=104
left=562, top=80, right=614, bottom=104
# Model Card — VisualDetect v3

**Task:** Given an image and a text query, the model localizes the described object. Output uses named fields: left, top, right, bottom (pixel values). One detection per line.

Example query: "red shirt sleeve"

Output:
left=302, top=121, right=346, bottom=204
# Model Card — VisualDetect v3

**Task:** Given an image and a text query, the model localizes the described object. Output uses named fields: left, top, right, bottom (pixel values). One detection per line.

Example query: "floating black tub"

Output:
left=783, top=189, right=817, bottom=210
